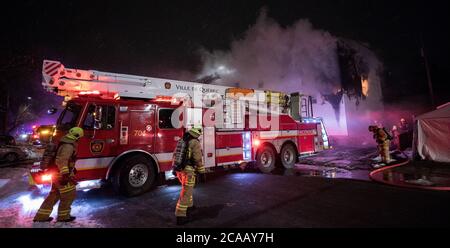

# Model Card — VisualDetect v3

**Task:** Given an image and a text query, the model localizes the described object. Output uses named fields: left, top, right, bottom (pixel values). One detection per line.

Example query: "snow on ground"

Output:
left=0, top=191, right=104, bottom=228
left=21, top=146, right=44, bottom=160
left=0, top=162, right=100, bottom=228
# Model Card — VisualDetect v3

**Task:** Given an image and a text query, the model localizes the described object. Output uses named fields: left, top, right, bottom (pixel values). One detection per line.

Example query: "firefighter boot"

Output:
left=33, top=217, right=54, bottom=222
left=58, top=216, right=76, bottom=222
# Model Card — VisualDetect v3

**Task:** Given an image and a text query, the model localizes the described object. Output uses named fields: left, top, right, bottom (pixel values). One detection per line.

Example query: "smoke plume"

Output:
left=198, top=10, right=342, bottom=96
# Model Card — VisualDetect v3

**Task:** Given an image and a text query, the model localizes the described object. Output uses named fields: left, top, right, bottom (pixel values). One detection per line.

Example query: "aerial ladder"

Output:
left=42, top=60, right=231, bottom=103
left=43, top=60, right=309, bottom=125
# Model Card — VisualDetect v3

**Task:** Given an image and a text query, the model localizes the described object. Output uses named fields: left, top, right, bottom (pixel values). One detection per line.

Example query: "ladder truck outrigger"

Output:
left=30, top=60, right=330, bottom=196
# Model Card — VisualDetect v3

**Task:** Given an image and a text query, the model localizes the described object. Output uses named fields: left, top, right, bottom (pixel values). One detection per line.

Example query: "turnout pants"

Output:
left=175, top=170, right=196, bottom=217
left=378, top=141, right=390, bottom=163
left=33, top=182, right=76, bottom=221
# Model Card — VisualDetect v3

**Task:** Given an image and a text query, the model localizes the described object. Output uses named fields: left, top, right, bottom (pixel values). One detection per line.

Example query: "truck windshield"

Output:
left=57, top=102, right=82, bottom=131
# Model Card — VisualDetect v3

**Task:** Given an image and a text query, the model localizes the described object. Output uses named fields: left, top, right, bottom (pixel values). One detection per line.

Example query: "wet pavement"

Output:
left=1, top=146, right=450, bottom=228
left=295, top=146, right=381, bottom=181
left=370, top=160, right=450, bottom=189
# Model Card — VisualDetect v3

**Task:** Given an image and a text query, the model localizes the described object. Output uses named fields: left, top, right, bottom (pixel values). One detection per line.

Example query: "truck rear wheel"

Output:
left=112, top=155, right=156, bottom=197
left=280, top=143, right=297, bottom=169
left=256, top=146, right=276, bottom=173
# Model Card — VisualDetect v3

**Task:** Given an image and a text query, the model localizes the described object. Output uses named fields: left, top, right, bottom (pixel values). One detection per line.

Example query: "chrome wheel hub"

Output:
left=283, top=150, right=294, bottom=164
left=261, top=152, right=273, bottom=167
left=129, top=164, right=148, bottom=187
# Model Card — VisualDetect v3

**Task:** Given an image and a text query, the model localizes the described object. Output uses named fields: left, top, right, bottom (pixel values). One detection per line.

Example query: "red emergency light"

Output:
left=154, top=96, right=173, bottom=102
left=154, top=95, right=182, bottom=104
left=41, top=174, right=52, bottom=182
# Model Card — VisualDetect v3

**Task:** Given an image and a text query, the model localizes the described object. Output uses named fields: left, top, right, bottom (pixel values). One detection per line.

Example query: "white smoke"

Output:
left=198, top=10, right=342, bottom=96
left=196, top=10, right=387, bottom=140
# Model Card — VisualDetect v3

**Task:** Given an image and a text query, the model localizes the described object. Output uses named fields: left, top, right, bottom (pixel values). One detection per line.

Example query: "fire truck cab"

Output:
left=31, top=60, right=329, bottom=196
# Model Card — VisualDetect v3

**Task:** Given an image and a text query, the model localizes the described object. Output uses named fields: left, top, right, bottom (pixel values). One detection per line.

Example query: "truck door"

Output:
left=76, top=103, right=118, bottom=180
left=154, top=108, right=184, bottom=172
left=117, top=104, right=155, bottom=154
left=203, top=126, right=216, bottom=168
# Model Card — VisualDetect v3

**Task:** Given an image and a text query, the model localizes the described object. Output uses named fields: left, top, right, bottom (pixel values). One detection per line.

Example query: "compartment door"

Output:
left=203, top=127, right=216, bottom=168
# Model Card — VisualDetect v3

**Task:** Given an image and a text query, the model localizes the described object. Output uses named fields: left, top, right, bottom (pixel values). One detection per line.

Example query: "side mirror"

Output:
left=47, top=107, right=57, bottom=115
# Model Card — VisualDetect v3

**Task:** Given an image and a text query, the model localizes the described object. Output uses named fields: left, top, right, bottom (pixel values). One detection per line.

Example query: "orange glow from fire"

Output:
left=361, top=78, right=369, bottom=97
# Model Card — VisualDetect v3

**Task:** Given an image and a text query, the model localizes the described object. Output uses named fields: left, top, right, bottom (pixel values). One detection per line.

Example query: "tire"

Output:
left=4, top=153, right=18, bottom=163
left=280, top=143, right=297, bottom=169
left=112, top=155, right=157, bottom=197
left=256, top=146, right=276, bottom=173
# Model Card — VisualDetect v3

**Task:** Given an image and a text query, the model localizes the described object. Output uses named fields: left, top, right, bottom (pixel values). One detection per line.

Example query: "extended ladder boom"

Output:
left=42, top=60, right=314, bottom=120
left=42, top=60, right=230, bottom=102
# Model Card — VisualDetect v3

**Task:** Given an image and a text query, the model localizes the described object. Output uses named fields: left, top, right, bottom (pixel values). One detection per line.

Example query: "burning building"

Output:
left=198, top=13, right=384, bottom=144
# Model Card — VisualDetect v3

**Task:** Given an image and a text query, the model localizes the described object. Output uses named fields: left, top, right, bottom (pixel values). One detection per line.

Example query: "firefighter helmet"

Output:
left=67, top=127, right=84, bottom=140
left=188, top=127, right=202, bottom=138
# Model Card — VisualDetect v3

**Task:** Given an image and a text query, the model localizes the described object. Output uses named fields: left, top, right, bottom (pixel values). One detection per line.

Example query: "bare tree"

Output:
left=1, top=54, right=37, bottom=134
left=7, top=103, right=37, bottom=134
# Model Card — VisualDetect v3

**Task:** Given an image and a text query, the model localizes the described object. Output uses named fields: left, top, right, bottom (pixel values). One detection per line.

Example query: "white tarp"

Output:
left=416, top=103, right=450, bottom=163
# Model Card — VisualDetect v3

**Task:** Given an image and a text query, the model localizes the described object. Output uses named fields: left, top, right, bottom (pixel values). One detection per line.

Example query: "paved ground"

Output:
left=1, top=151, right=450, bottom=227
left=295, top=145, right=378, bottom=181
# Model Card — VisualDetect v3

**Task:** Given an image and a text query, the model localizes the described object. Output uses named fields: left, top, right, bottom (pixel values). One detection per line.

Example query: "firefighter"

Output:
left=391, top=125, right=400, bottom=151
left=369, top=125, right=391, bottom=167
left=399, top=118, right=410, bottom=133
left=174, top=127, right=206, bottom=225
left=33, top=127, right=84, bottom=222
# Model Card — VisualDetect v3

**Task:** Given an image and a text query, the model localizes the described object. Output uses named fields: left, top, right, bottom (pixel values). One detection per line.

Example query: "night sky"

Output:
left=1, top=0, right=449, bottom=120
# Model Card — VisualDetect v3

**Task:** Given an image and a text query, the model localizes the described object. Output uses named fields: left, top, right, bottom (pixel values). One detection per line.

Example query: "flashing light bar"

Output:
left=242, top=132, right=252, bottom=160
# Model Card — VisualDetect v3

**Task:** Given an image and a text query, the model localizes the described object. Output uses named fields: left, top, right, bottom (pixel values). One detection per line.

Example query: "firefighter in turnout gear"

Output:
left=33, top=127, right=84, bottom=222
left=174, top=127, right=206, bottom=225
left=369, top=125, right=392, bottom=167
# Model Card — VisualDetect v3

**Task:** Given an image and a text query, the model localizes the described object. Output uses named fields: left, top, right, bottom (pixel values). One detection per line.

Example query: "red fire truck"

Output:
left=30, top=60, right=329, bottom=196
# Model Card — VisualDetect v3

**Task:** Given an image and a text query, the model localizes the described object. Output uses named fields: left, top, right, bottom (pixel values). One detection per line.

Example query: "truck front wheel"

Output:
left=112, top=155, right=156, bottom=197
left=256, top=146, right=276, bottom=173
